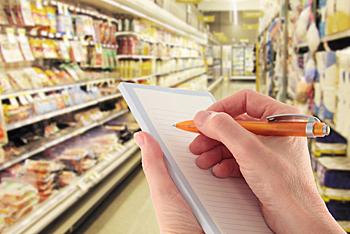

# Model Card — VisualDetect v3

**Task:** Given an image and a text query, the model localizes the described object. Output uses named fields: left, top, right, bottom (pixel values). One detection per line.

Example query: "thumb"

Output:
left=193, top=111, right=261, bottom=162
left=134, top=132, right=179, bottom=202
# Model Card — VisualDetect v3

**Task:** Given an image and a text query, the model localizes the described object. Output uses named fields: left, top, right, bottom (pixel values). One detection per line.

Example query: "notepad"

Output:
left=119, top=82, right=272, bottom=234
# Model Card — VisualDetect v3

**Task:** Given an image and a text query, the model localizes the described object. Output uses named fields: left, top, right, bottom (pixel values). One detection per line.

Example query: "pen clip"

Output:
left=266, top=114, right=320, bottom=123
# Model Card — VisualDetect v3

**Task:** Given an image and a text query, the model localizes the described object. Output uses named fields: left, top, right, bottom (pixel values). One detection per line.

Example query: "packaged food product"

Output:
left=3, top=104, right=33, bottom=124
left=31, top=0, right=49, bottom=26
left=0, top=3, right=9, bottom=25
left=45, top=6, right=57, bottom=34
left=58, top=171, right=76, bottom=187
left=0, top=72, right=14, bottom=94
left=18, top=0, right=35, bottom=26
left=75, top=15, right=95, bottom=39
left=17, top=29, right=34, bottom=62
left=25, top=160, right=63, bottom=174
left=0, top=179, right=39, bottom=225
left=56, top=3, right=74, bottom=36
left=58, top=148, right=96, bottom=174
left=29, top=37, right=43, bottom=59
left=0, top=31, right=24, bottom=63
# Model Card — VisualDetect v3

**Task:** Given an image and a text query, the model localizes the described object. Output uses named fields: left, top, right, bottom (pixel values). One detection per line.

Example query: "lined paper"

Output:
left=133, top=87, right=272, bottom=234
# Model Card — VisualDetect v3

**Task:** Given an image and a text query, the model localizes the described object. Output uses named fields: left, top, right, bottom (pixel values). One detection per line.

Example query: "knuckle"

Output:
left=208, top=112, right=228, bottom=128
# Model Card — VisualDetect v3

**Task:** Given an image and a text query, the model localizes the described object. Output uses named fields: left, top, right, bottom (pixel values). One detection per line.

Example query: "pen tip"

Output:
left=172, top=124, right=176, bottom=127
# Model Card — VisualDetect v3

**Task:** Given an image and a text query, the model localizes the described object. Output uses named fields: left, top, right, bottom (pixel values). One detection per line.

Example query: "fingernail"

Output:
left=194, top=111, right=212, bottom=127
left=134, top=132, right=144, bottom=147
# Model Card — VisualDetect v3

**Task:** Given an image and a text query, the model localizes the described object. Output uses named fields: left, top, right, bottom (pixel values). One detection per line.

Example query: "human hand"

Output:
left=190, top=90, right=344, bottom=234
left=134, top=132, right=203, bottom=234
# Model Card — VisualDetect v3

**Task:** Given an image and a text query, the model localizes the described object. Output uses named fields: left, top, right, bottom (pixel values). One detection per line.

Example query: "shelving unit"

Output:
left=0, top=78, right=119, bottom=100
left=7, top=94, right=122, bottom=131
left=1, top=110, right=129, bottom=171
left=6, top=140, right=139, bottom=234
left=0, top=0, right=210, bottom=233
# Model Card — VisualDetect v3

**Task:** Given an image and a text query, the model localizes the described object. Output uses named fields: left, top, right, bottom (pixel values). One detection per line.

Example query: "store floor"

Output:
left=77, top=80, right=255, bottom=234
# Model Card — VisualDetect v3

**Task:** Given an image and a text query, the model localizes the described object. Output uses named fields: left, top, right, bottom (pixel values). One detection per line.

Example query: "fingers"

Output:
left=189, top=134, right=220, bottom=155
left=207, top=89, right=299, bottom=119
left=134, top=132, right=178, bottom=200
left=194, top=111, right=262, bottom=163
left=212, top=159, right=241, bottom=178
left=195, top=145, right=232, bottom=169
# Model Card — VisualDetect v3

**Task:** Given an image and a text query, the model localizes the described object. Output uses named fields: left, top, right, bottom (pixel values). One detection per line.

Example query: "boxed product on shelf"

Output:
left=316, top=157, right=350, bottom=189
left=335, top=48, right=350, bottom=137
left=325, top=0, right=350, bottom=35
left=311, top=130, right=347, bottom=157
left=326, top=200, right=350, bottom=221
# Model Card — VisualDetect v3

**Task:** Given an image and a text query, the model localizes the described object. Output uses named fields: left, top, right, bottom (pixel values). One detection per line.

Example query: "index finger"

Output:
left=208, top=89, right=299, bottom=119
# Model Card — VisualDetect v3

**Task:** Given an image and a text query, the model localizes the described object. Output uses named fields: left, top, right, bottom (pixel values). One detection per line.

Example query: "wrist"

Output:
left=264, top=192, right=345, bottom=234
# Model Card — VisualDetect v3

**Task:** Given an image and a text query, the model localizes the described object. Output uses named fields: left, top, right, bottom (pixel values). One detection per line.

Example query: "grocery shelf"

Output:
left=230, top=76, right=256, bottom=81
left=157, top=56, right=201, bottom=60
left=7, top=93, right=122, bottom=131
left=296, top=29, right=350, bottom=53
left=208, top=77, right=224, bottom=92
left=168, top=69, right=206, bottom=87
left=155, top=65, right=205, bottom=76
left=0, top=109, right=129, bottom=171
left=116, top=55, right=156, bottom=60
left=323, top=29, right=350, bottom=43
left=121, top=75, right=155, bottom=82
left=5, top=140, right=139, bottom=234
left=0, top=78, right=119, bottom=100
left=115, top=31, right=139, bottom=37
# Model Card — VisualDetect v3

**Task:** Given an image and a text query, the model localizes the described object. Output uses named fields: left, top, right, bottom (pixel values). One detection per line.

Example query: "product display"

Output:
left=0, top=0, right=208, bottom=232
left=257, top=0, right=350, bottom=231
left=2, top=0, right=348, bottom=233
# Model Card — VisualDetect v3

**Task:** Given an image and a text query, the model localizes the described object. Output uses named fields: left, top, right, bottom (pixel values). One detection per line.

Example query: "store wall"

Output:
left=209, top=12, right=259, bottom=43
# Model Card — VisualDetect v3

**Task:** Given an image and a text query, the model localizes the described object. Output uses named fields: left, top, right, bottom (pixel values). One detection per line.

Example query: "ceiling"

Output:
left=198, top=0, right=261, bottom=12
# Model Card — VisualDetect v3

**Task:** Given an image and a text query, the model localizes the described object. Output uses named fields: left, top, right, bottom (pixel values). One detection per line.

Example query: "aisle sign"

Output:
left=242, top=24, right=259, bottom=30
left=199, top=15, right=215, bottom=23
left=176, top=0, right=202, bottom=3
left=242, top=11, right=264, bottom=19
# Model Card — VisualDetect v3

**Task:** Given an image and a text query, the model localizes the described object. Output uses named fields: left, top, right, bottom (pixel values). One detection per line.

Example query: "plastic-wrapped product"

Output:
left=58, top=148, right=96, bottom=174
left=0, top=179, right=39, bottom=225
left=306, top=22, right=320, bottom=53
left=58, top=171, right=76, bottom=187
left=295, top=7, right=311, bottom=41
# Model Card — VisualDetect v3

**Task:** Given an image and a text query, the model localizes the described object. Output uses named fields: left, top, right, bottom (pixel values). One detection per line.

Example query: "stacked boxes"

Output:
left=325, top=0, right=350, bottom=36
left=335, top=48, right=350, bottom=138
left=310, top=131, right=350, bottom=230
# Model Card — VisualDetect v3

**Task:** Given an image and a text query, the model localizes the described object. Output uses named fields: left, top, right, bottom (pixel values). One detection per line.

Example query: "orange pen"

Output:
left=173, top=114, right=330, bottom=138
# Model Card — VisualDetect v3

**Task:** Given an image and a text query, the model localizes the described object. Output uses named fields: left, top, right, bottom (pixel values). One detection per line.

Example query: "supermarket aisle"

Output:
left=78, top=81, right=255, bottom=234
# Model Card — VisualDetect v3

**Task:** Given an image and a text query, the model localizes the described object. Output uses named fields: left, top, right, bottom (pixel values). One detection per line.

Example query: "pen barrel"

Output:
left=238, top=121, right=327, bottom=137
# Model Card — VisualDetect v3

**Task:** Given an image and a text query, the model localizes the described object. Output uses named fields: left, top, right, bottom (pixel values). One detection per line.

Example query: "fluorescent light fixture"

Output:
left=233, top=0, right=238, bottom=25
left=101, top=0, right=207, bottom=44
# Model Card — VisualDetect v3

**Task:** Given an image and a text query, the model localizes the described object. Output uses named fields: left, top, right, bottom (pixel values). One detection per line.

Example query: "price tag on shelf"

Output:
left=18, top=95, right=29, bottom=105
left=37, top=92, right=47, bottom=100
left=77, top=180, right=89, bottom=192
left=95, top=43, right=103, bottom=53
left=25, top=94, right=34, bottom=103
left=9, top=97, right=20, bottom=108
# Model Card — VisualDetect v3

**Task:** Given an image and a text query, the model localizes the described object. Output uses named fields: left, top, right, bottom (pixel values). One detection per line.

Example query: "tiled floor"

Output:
left=78, top=80, right=256, bottom=234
